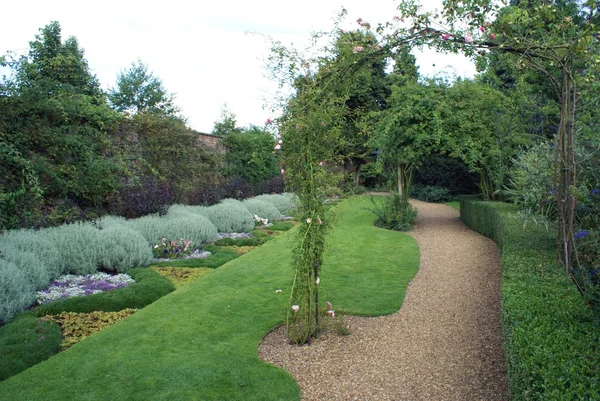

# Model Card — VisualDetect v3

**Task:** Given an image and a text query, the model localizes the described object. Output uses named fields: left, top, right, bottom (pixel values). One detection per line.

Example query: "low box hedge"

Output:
left=460, top=197, right=600, bottom=400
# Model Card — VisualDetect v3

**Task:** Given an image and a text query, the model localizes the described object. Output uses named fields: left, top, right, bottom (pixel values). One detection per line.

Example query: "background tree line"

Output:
left=0, top=22, right=282, bottom=231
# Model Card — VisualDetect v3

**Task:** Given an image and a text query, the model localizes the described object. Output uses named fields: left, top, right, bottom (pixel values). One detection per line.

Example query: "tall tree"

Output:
left=221, top=126, right=280, bottom=184
left=109, top=60, right=178, bottom=115
left=374, top=80, right=447, bottom=202
left=0, top=22, right=121, bottom=228
left=211, top=106, right=243, bottom=136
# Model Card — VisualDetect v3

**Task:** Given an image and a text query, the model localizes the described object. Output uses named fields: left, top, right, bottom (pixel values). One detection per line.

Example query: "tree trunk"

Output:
left=353, top=164, right=361, bottom=187
left=556, top=64, right=578, bottom=288
left=397, top=164, right=413, bottom=203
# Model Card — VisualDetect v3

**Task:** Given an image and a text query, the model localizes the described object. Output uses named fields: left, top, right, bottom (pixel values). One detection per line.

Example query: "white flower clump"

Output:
left=253, top=214, right=269, bottom=226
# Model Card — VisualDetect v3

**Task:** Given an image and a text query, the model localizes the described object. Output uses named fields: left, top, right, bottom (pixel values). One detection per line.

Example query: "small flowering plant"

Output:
left=253, top=214, right=269, bottom=227
left=35, top=273, right=135, bottom=305
left=153, top=238, right=193, bottom=259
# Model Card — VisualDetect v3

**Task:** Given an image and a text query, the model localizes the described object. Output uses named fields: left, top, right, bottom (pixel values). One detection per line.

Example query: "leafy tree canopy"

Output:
left=108, top=60, right=178, bottom=115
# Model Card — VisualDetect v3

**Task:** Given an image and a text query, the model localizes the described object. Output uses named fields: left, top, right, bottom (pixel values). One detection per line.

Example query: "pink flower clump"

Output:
left=353, top=46, right=364, bottom=54
left=442, top=33, right=451, bottom=40
left=464, top=33, right=474, bottom=44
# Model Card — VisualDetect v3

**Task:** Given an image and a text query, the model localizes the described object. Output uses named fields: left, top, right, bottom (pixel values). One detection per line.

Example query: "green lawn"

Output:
left=445, top=201, right=460, bottom=211
left=0, top=196, right=419, bottom=400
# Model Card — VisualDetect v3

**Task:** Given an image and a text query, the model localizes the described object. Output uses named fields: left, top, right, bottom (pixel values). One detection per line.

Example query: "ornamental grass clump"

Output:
left=201, top=202, right=254, bottom=233
left=35, top=273, right=135, bottom=305
left=253, top=194, right=298, bottom=214
left=0, top=260, right=35, bottom=324
left=128, top=213, right=218, bottom=248
left=243, top=199, right=282, bottom=222
left=96, top=226, right=152, bottom=272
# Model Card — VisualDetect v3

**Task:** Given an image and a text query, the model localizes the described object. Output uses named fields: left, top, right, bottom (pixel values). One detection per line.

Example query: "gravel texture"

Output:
left=259, top=200, right=509, bottom=401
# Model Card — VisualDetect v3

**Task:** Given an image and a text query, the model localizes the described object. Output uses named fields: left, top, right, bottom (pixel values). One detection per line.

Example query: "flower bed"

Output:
left=35, top=273, right=135, bottom=305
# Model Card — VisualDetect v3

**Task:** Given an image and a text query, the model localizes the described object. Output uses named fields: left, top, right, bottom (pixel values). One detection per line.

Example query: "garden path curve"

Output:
left=259, top=199, right=509, bottom=401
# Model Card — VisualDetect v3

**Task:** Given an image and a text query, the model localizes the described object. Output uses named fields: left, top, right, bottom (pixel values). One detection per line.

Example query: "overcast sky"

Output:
left=1, top=0, right=476, bottom=133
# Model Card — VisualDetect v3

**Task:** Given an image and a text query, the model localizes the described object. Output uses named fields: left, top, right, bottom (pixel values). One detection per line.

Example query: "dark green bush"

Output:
left=410, top=185, right=453, bottom=203
left=414, top=155, right=479, bottom=195
left=369, top=193, right=416, bottom=232
left=461, top=198, right=600, bottom=400
left=28, top=268, right=174, bottom=317
left=0, top=315, right=62, bottom=382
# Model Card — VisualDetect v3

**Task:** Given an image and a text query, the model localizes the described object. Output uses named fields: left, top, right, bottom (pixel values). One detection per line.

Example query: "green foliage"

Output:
left=39, top=223, right=103, bottom=276
left=242, top=199, right=282, bottom=222
left=221, top=128, right=280, bottom=184
left=125, top=113, right=223, bottom=204
left=149, top=266, right=212, bottom=289
left=0, top=197, right=417, bottom=400
left=461, top=197, right=600, bottom=400
left=0, top=140, right=43, bottom=231
left=443, top=79, right=524, bottom=199
left=0, top=315, right=62, bottom=382
left=43, top=309, right=137, bottom=350
left=108, top=59, right=178, bottom=115
left=414, top=155, right=479, bottom=195
left=211, top=107, right=243, bottom=136
left=29, top=268, right=174, bottom=317
left=374, top=80, right=447, bottom=201
left=0, top=229, right=62, bottom=286
left=214, top=236, right=268, bottom=247
left=201, top=202, right=254, bottom=233
left=504, top=142, right=555, bottom=218
left=369, top=193, right=417, bottom=232
left=252, top=194, right=298, bottom=215
left=127, top=213, right=218, bottom=249
left=409, top=185, right=452, bottom=203
left=165, top=203, right=204, bottom=218
left=97, top=226, right=152, bottom=272
left=149, top=245, right=239, bottom=269
left=268, top=221, right=294, bottom=231
left=0, top=260, right=35, bottom=324
left=0, top=22, right=123, bottom=228
left=0, top=248, right=52, bottom=291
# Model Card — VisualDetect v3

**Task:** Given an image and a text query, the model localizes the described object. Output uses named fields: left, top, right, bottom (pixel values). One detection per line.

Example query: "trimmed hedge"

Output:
left=460, top=197, right=600, bottom=400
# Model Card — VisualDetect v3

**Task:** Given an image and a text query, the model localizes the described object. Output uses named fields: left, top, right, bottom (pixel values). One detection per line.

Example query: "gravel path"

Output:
left=259, top=200, right=509, bottom=401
